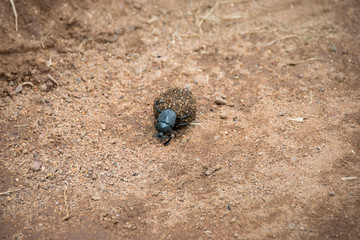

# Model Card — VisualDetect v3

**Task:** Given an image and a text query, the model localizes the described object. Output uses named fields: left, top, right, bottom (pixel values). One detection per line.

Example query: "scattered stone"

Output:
left=49, top=167, right=57, bottom=174
left=279, top=112, right=286, bottom=116
left=9, top=81, right=14, bottom=86
left=334, top=72, right=345, bottom=82
left=91, top=172, right=98, bottom=180
left=91, top=192, right=101, bottom=201
left=328, top=191, right=335, bottom=196
left=29, top=161, right=41, bottom=172
left=219, top=113, right=228, bottom=119
left=299, top=226, right=305, bottom=231
left=215, top=96, right=226, bottom=105
left=330, top=45, right=337, bottom=52
left=205, top=170, right=212, bottom=176
left=39, top=83, right=48, bottom=92
left=14, top=84, right=23, bottom=93
left=290, top=157, right=297, bottom=163
left=101, top=123, right=107, bottom=131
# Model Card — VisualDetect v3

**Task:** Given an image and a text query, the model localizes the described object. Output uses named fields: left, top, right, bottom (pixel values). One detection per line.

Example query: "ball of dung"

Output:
left=153, top=87, right=197, bottom=125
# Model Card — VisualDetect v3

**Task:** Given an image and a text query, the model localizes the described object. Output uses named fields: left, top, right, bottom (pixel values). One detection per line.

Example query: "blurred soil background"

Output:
left=0, top=0, right=359, bottom=239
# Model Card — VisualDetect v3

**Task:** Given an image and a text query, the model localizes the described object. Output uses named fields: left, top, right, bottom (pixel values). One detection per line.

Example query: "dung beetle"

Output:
left=154, top=100, right=190, bottom=146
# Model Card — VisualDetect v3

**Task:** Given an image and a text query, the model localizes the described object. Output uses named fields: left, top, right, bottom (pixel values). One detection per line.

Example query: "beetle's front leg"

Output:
left=163, top=135, right=173, bottom=146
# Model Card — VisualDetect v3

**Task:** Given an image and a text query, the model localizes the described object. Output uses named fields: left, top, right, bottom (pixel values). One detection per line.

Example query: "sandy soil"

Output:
left=1, top=0, right=359, bottom=239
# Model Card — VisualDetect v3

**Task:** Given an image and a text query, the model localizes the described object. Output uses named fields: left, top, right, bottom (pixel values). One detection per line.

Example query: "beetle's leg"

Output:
left=155, top=99, right=162, bottom=113
left=177, top=112, right=190, bottom=120
left=176, top=122, right=189, bottom=127
left=164, top=135, right=173, bottom=146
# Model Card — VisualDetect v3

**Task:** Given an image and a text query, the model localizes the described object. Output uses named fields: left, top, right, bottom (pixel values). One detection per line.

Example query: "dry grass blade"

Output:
left=221, top=12, right=248, bottom=20
left=63, top=186, right=71, bottom=221
left=288, top=117, right=305, bottom=122
left=197, top=0, right=220, bottom=27
left=0, top=188, right=22, bottom=196
left=220, top=0, right=251, bottom=3
left=340, top=177, right=357, bottom=181
left=9, top=0, right=18, bottom=31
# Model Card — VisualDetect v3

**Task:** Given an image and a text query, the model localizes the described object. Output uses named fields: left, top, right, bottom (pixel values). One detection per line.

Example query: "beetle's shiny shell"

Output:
left=153, top=87, right=197, bottom=125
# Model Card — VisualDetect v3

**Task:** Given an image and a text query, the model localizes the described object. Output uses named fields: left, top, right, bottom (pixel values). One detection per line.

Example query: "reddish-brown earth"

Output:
left=1, top=0, right=359, bottom=239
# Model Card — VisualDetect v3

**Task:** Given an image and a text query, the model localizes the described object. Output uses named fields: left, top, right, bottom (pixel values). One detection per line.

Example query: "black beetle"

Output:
left=154, top=100, right=190, bottom=146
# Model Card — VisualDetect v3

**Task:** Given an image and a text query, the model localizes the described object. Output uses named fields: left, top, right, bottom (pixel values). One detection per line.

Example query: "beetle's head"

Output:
left=155, top=122, right=172, bottom=139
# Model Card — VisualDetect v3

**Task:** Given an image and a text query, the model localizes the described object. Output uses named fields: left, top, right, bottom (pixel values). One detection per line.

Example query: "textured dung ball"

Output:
left=153, top=87, right=197, bottom=125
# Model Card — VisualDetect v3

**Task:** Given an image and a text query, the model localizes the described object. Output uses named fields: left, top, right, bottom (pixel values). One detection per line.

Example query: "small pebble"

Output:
left=215, top=96, right=226, bottom=105
left=39, top=83, right=48, bottom=92
left=15, top=84, right=23, bottom=93
left=91, top=172, right=98, bottom=180
left=91, top=192, right=101, bottom=201
left=331, top=45, right=337, bottom=52
left=205, top=170, right=212, bottom=176
left=279, top=113, right=286, bottom=116
left=219, top=113, right=228, bottom=119
left=9, top=81, right=14, bottom=86
left=29, top=161, right=41, bottom=172
left=101, top=123, right=107, bottom=131
left=329, top=191, right=335, bottom=196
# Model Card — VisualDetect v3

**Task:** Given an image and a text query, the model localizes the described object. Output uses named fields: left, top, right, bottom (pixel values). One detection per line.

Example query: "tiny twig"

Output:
left=15, top=124, right=29, bottom=128
left=47, top=74, right=59, bottom=86
left=46, top=54, right=52, bottom=67
left=63, top=185, right=71, bottom=221
left=161, top=226, right=176, bottom=240
left=22, top=82, right=35, bottom=88
left=9, top=0, right=18, bottom=31
left=0, top=188, right=22, bottom=196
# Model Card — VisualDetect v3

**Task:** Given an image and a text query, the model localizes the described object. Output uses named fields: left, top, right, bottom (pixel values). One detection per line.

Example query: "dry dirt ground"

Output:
left=1, top=0, right=360, bottom=239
